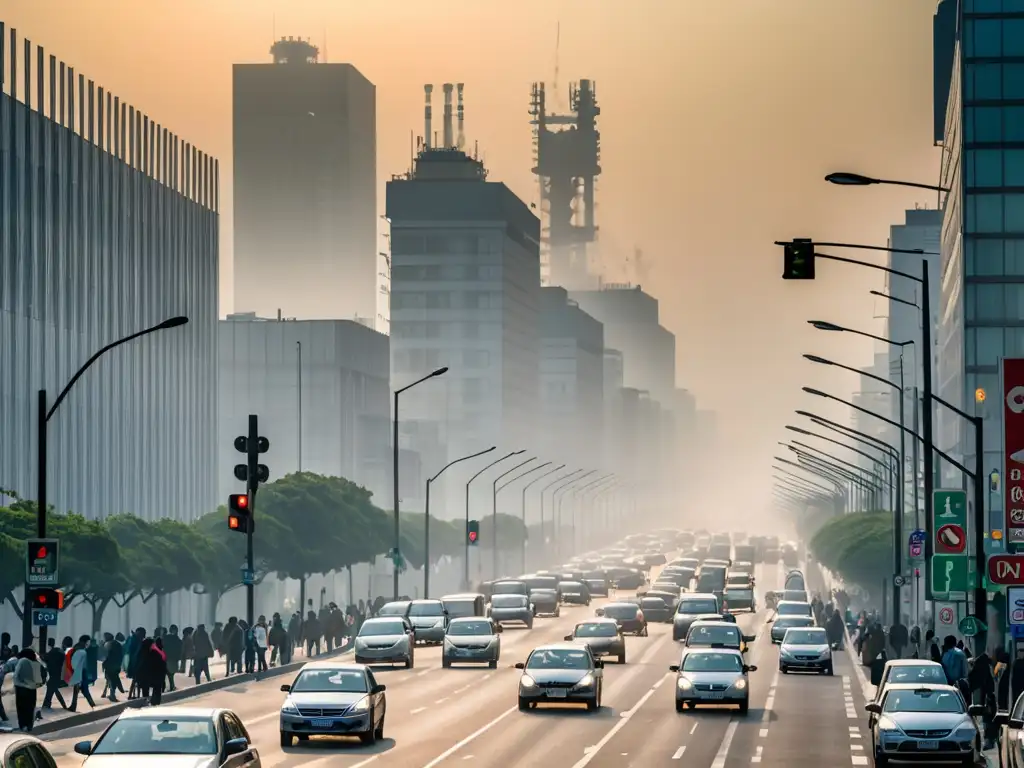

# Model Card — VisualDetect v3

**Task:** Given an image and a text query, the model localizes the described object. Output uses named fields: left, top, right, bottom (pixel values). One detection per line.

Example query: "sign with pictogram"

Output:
left=931, top=554, right=969, bottom=599
left=937, top=604, right=956, bottom=628
left=930, top=491, right=967, bottom=600
left=936, top=524, right=967, bottom=554
left=1008, top=588, right=1024, bottom=625
left=988, top=555, right=1024, bottom=585
left=1003, top=359, right=1024, bottom=543
left=25, top=539, right=59, bottom=586
left=908, top=530, right=925, bottom=559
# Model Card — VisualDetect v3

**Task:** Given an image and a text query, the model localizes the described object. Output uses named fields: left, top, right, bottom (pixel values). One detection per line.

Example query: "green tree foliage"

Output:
left=397, top=511, right=464, bottom=570
left=477, top=513, right=528, bottom=552
left=809, top=510, right=893, bottom=593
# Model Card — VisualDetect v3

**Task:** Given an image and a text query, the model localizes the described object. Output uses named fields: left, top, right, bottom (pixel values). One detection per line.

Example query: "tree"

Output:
left=55, top=513, right=127, bottom=635
left=0, top=504, right=38, bottom=616
left=192, top=507, right=270, bottom=625
left=477, top=513, right=528, bottom=552
left=809, top=510, right=893, bottom=597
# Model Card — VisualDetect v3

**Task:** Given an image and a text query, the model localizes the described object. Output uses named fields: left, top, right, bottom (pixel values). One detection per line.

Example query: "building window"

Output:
left=463, top=350, right=491, bottom=368
left=392, top=233, right=425, bottom=255
left=425, top=292, right=451, bottom=309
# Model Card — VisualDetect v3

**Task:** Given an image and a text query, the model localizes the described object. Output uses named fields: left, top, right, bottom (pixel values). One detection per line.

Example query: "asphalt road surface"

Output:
left=43, top=563, right=871, bottom=767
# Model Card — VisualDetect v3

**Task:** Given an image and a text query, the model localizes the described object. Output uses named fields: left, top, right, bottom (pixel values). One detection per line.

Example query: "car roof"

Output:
left=776, top=599, right=811, bottom=606
left=781, top=626, right=825, bottom=635
left=299, top=661, right=370, bottom=672
left=576, top=618, right=618, bottom=626
left=531, top=642, right=591, bottom=652
left=680, top=592, right=718, bottom=599
left=681, top=646, right=744, bottom=658
left=363, top=616, right=406, bottom=623
left=881, top=683, right=959, bottom=694
left=118, top=706, right=220, bottom=720
left=604, top=601, right=639, bottom=609
left=449, top=616, right=492, bottom=623
left=885, top=659, right=941, bottom=667
left=689, top=620, right=739, bottom=630
left=442, top=593, right=484, bottom=600
left=410, top=598, right=444, bottom=605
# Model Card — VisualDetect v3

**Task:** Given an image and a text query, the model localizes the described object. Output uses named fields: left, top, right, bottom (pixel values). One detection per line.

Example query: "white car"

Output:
left=73, top=706, right=261, bottom=767
left=0, top=733, right=58, bottom=767
left=866, top=683, right=981, bottom=765
left=778, top=626, right=833, bottom=675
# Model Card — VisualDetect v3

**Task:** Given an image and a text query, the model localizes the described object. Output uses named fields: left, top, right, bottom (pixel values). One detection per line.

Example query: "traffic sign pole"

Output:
left=931, top=490, right=969, bottom=600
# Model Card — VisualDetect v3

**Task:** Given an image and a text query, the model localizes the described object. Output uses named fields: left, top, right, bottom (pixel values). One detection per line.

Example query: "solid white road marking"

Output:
left=653, top=676, right=666, bottom=690
left=435, top=697, right=449, bottom=704
left=710, top=721, right=738, bottom=768
left=672, top=746, right=686, bottom=759
left=248, top=710, right=280, bottom=725
left=417, top=669, right=433, bottom=677
left=411, top=706, right=427, bottom=714
left=850, top=743, right=863, bottom=750
left=304, top=755, right=379, bottom=768
left=570, top=684, right=662, bottom=768
left=420, top=707, right=517, bottom=768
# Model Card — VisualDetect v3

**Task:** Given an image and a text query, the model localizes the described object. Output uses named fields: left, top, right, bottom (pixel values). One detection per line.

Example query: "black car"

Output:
left=723, top=586, right=755, bottom=613
left=640, top=596, right=673, bottom=623
left=605, top=568, right=646, bottom=590
left=583, top=575, right=609, bottom=597
left=598, top=602, right=647, bottom=636
left=558, top=581, right=592, bottom=605
left=530, top=588, right=561, bottom=617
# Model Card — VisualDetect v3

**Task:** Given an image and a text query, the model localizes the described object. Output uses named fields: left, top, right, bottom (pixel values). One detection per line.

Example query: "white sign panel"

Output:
left=1008, top=587, right=1024, bottom=626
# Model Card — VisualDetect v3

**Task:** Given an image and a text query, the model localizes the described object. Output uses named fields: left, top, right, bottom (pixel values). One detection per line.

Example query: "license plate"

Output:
left=310, top=719, right=333, bottom=728
left=917, top=740, right=939, bottom=751
left=704, top=693, right=725, bottom=700
left=546, top=688, right=568, bottom=698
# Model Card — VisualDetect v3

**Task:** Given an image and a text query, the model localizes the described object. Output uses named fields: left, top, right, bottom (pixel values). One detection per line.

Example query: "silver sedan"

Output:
left=443, top=617, right=502, bottom=668
left=353, top=617, right=415, bottom=668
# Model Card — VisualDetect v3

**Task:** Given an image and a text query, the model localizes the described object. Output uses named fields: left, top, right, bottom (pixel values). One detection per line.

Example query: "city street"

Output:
left=40, top=564, right=875, bottom=768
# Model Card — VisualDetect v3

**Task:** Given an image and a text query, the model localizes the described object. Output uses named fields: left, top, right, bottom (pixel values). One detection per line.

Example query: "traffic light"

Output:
left=228, top=493, right=252, bottom=533
left=30, top=588, right=64, bottom=611
left=782, top=238, right=815, bottom=279
left=467, top=519, right=480, bottom=546
left=234, top=433, right=270, bottom=491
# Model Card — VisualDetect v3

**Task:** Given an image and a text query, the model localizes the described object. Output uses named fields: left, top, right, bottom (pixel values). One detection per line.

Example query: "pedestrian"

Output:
left=241, top=620, right=256, bottom=674
left=162, top=626, right=182, bottom=692
left=253, top=616, right=269, bottom=672
left=68, top=635, right=96, bottom=711
left=12, top=648, right=43, bottom=732
left=101, top=633, right=124, bottom=702
left=125, top=627, right=146, bottom=699
left=191, top=624, right=213, bottom=684
left=941, top=635, right=969, bottom=688
left=269, top=615, right=289, bottom=667
left=224, top=618, right=243, bottom=675
left=0, top=640, right=12, bottom=723
left=149, top=638, right=168, bottom=706
left=304, top=610, right=322, bottom=657
left=40, top=637, right=68, bottom=711
left=181, top=627, right=194, bottom=676
left=211, top=622, right=224, bottom=659
left=888, top=618, right=908, bottom=660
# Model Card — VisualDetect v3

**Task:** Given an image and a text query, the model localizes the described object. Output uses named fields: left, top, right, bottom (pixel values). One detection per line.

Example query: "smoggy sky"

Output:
left=2, top=0, right=942, bottom=515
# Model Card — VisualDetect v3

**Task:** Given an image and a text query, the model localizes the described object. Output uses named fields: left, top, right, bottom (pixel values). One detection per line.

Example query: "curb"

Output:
left=27, top=646, right=354, bottom=736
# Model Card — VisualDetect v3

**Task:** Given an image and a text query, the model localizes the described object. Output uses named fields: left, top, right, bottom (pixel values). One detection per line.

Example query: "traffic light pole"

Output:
left=246, top=414, right=258, bottom=630
left=28, top=390, right=48, bottom=650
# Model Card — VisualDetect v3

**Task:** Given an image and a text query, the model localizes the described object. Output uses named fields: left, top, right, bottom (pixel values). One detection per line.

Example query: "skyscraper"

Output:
left=233, top=38, right=377, bottom=323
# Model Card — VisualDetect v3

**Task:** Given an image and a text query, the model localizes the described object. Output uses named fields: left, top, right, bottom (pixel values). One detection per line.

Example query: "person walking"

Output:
left=191, top=624, right=214, bottom=684
left=12, top=648, right=43, bottom=732
left=149, top=638, right=169, bottom=706
left=224, top=618, right=243, bottom=675
left=40, top=637, right=68, bottom=711
left=888, top=618, right=908, bottom=660
left=162, top=626, right=182, bottom=692
left=180, top=627, right=194, bottom=677
left=268, top=615, right=289, bottom=667
left=68, top=635, right=96, bottom=712
left=101, top=633, right=124, bottom=702
left=253, top=616, right=269, bottom=673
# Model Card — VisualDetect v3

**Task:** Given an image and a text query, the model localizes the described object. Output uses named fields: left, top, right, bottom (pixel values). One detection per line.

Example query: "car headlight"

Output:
left=349, top=696, right=371, bottom=713
left=819, top=649, right=831, bottom=659
left=877, top=716, right=901, bottom=733
left=953, top=725, right=977, bottom=740
left=677, top=677, right=693, bottom=690
left=574, top=674, right=595, bottom=689
left=434, top=618, right=445, bottom=628
left=281, top=699, right=300, bottom=715
left=520, top=675, right=537, bottom=689
left=444, top=638, right=455, bottom=648
left=732, top=679, right=747, bottom=690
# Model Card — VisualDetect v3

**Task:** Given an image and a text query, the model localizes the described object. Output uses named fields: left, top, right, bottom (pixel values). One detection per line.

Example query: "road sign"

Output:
left=959, top=616, right=985, bottom=637
left=933, top=490, right=967, bottom=532
left=1003, top=359, right=1024, bottom=542
left=937, top=604, right=956, bottom=628
left=32, top=608, right=58, bottom=627
left=988, top=555, right=1024, bottom=585
left=240, top=568, right=254, bottom=586
left=893, top=575, right=906, bottom=587
left=908, top=530, right=926, bottom=559
left=931, top=554, right=969, bottom=597
left=25, top=539, right=59, bottom=586
left=937, top=524, right=967, bottom=554
left=1008, top=587, right=1024, bottom=625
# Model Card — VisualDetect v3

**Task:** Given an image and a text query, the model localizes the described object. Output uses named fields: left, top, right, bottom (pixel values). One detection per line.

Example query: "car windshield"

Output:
left=681, top=653, right=743, bottom=672
left=559, top=582, right=585, bottom=591
left=784, top=628, right=827, bottom=645
left=492, top=582, right=526, bottom=594
left=531, top=589, right=557, bottom=599
left=783, top=591, right=808, bottom=602
left=886, top=665, right=947, bottom=686
left=575, top=623, right=617, bottom=638
left=777, top=603, right=812, bottom=616
left=642, top=598, right=668, bottom=609
left=774, top=617, right=813, bottom=629
left=603, top=604, right=639, bottom=619
left=359, top=620, right=405, bottom=636
left=409, top=602, right=444, bottom=617
left=291, top=669, right=368, bottom=693
left=441, top=599, right=477, bottom=618
left=447, top=620, right=493, bottom=636
left=679, top=599, right=718, bottom=614
left=92, top=717, right=218, bottom=755
left=725, top=589, right=753, bottom=600
left=492, top=595, right=527, bottom=608
left=883, top=690, right=964, bottom=714
left=526, top=649, right=592, bottom=670
left=377, top=602, right=409, bottom=616
left=687, top=625, right=740, bottom=646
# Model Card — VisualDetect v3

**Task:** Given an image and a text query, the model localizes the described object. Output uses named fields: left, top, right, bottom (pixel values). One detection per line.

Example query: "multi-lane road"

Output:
left=43, top=563, right=871, bottom=767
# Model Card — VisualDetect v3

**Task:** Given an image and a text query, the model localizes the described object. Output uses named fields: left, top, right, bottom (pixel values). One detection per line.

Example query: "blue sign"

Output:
left=909, top=530, right=926, bottom=559
left=32, top=608, right=58, bottom=627
left=241, top=568, right=254, bottom=586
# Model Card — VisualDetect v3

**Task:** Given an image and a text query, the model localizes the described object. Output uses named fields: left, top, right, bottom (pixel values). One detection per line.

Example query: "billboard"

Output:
left=1004, top=358, right=1024, bottom=544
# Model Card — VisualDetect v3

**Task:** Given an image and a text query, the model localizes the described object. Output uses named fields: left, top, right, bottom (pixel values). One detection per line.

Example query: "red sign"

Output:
left=938, top=606, right=955, bottom=625
left=936, top=524, right=966, bottom=554
left=988, top=555, right=1024, bottom=585
left=1005, top=359, right=1024, bottom=544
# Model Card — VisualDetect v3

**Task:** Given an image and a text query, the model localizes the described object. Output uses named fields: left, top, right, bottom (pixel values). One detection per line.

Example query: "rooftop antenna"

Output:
left=423, top=84, right=433, bottom=149
left=456, top=83, right=465, bottom=150
left=442, top=83, right=454, bottom=149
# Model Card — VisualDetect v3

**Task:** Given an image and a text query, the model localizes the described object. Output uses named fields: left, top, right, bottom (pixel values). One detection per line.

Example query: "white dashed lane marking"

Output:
left=672, top=746, right=686, bottom=759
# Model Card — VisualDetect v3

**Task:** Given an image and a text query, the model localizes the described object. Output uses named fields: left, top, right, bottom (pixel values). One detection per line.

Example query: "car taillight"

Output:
left=636, top=611, right=645, bottom=622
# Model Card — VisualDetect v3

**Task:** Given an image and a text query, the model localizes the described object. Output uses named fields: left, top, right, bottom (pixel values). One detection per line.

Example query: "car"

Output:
left=0, top=733, right=59, bottom=768
left=726, top=572, right=753, bottom=587
left=640, top=596, right=674, bottom=623
left=693, top=611, right=737, bottom=625
left=565, top=619, right=627, bottom=664
left=279, top=662, right=386, bottom=747
left=523, top=574, right=560, bottom=592
left=558, top=580, right=592, bottom=605
left=597, top=601, right=648, bottom=635
left=774, top=600, right=813, bottom=619
left=73, top=706, right=260, bottom=766
left=489, top=593, right=535, bottom=628
left=995, top=691, right=1024, bottom=767
left=442, top=617, right=502, bottom=668
left=866, top=684, right=982, bottom=765
left=672, top=593, right=720, bottom=641
left=781, top=589, right=809, bottom=603
left=684, top=620, right=750, bottom=653
left=659, top=568, right=696, bottom=589
left=605, top=567, right=646, bottom=589
left=783, top=570, right=805, bottom=591
left=491, top=579, right=530, bottom=597
left=778, top=626, right=833, bottom=674
left=529, top=588, right=561, bottom=617
left=353, top=617, right=415, bottom=668
left=670, top=648, right=756, bottom=714
left=376, top=600, right=411, bottom=617
left=723, top=586, right=756, bottom=612
left=440, top=593, right=487, bottom=619
left=583, top=575, right=609, bottom=597
left=769, top=615, right=815, bottom=643
left=516, top=642, right=604, bottom=711
left=406, top=598, right=450, bottom=644
left=867, top=660, right=947, bottom=727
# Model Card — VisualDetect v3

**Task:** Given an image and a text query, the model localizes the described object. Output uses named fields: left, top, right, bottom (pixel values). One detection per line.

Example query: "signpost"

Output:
left=1004, top=358, right=1024, bottom=545
left=937, top=603, right=957, bottom=632
left=987, top=555, right=1024, bottom=585
left=931, top=491, right=969, bottom=599
left=958, top=616, right=985, bottom=637
left=25, top=539, right=59, bottom=586
left=908, top=530, right=925, bottom=560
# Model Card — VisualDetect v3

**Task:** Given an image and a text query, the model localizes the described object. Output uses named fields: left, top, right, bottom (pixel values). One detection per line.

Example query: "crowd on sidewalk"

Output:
left=0, top=596, right=389, bottom=734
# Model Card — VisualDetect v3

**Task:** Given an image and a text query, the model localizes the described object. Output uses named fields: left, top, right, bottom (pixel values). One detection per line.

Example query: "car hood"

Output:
left=523, top=669, right=591, bottom=686
left=356, top=633, right=407, bottom=646
left=446, top=634, right=496, bottom=647
left=781, top=643, right=829, bottom=655
left=288, top=691, right=366, bottom=709
left=409, top=616, right=445, bottom=627
left=83, top=756, right=220, bottom=768
left=531, top=593, right=558, bottom=603
left=886, top=712, right=972, bottom=732
left=491, top=606, right=529, bottom=614
left=682, top=671, right=745, bottom=687
left=577, top=637, right=619, bottom=649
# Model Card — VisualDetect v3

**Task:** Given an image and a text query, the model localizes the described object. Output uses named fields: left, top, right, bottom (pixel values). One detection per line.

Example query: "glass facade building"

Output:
left=936, top=1, right=1024, bottom=531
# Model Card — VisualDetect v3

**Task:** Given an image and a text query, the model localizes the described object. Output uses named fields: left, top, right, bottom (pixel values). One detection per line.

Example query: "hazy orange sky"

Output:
left=2, top=0, right=942, bottom=512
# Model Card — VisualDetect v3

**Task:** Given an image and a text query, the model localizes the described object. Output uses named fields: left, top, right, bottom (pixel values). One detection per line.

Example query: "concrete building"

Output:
left=538, top=287, right=605, bottom=468
left=218, top=314, right=393, bottom=504
left=934, top=0, right=1024, bottom=521
left=570, top=284, right=676, bottom=407
left=386, top=145, right=542, bottom=516
left=233, top=38, right=377, bottom=324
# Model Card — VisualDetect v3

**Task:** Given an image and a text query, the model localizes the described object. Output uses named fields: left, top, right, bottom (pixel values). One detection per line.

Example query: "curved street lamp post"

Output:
left=463, top=450, right=524, bottom=589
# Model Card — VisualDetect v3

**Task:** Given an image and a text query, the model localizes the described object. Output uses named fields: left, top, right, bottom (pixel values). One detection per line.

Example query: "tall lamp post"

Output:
left=538, top=469, right=584, bottom=567
left=392, top=366, right=448, bottom=600
left=575, top=476, right=615, bottom=550
left=508, top=463, right=565, bottom=574
left=464, top=450, right=524, bottom=588
left=28, top=315, right=189, bottom=649
left=423, top=446, right=495, bottom=598
left=491, top=457, right=541, bottom=580
left=552, top=471, right=596, bottom=561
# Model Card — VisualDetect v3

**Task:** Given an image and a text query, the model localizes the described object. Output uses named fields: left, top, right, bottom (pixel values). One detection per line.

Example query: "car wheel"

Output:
left=489, top=660, right=498, bottom=669
left=280, top=731, right=293, bottom=748
left=406, top=655, right=414, bottom=669
left=359, top=720, right=377, bottom=745
left=587, top=696, right=599, bottom=711
left=642, top=626, right=649, bottom=637
left=618, top=652, right=626, bottom=664
left=675, top=700, right=684, bottom=713
left=374, top=717, right=384, bottom=740
left=442, top=658, right=451, bottom=669
left=739, top=700, right=749, bottom=715
left=527, top=621, right=534, bottom=630
left=825, top=663, right=834, bottom=676
left=780, top=665, right=788, bottom=674
left=518, top=696, right=530, bottom=711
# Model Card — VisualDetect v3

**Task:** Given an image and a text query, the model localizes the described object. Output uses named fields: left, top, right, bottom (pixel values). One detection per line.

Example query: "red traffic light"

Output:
left=36, top=545, right=48, bottom=559
left=230, top=493, right=249, bottom=510
left=229, top=515, right=242, bottom=530
left=468, top=531, right=478, bottom=543
left=31, top=588, right=64, bottom=610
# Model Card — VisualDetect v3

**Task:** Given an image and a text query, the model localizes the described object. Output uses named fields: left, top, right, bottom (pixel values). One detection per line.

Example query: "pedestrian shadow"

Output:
left=283, top=736, right=396, bottom=754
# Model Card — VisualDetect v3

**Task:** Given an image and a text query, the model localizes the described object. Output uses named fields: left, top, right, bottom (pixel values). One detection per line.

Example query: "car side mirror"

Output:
left=994, top=711, right=1009, bottom=726
left=224, top=737, right=248, bottom=756
left=745, top=665, right=758, bottom=672
left=743, top=635, right=755, bottom=642
left=864, top=703, right=882, bottom=714
left=495, top=624, right=503, bottom=633
left=741, top=647, right=748, bottom=653
left=669, top=665, right=680, bottom=672
left=594, top=660, right=604, bottom=669
left=73, top=742, right=93, bottom=756
left=1010, top=717, right=1024, bottom=730
left=372, top=684, right=387, bottom=694
left=515, top=662, right=525, bottom=669
left=967, top=704, right=986, bottom=717
left=564, top=634, right=573, bottom=641
left=280, top=684, right=291, bottom=692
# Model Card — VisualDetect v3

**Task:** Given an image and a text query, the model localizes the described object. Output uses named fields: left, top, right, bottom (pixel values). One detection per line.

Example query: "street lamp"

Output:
left=491, top=457, right=540, bottom=580
left=552, top=471, right=596, bottom=561
left=392, top=366, right=448, bottom=600
left=537, top=469, right=585, bottom=566
left=464, top=450, right=524, bottom=589
left=824, top=171, right=949, bottom=193
left=571, top=475, right=615, bottom=552
left=28, top=315, right=189, bottom=648
left=423, top=446, right=495, bottom=598
left=505, top=463, right=565, bottom=574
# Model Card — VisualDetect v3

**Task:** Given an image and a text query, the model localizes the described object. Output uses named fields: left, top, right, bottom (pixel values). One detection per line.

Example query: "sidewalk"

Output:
left=0, top=643, right=333, bottom=731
